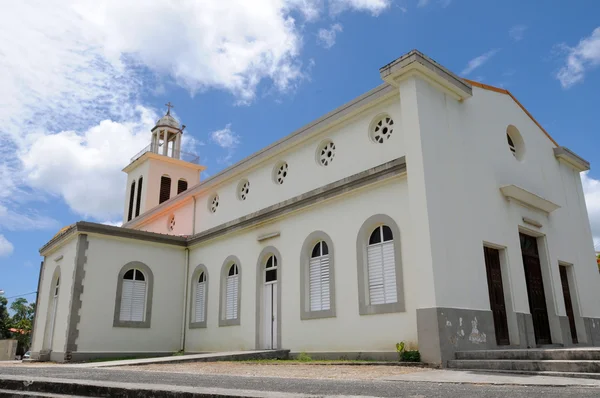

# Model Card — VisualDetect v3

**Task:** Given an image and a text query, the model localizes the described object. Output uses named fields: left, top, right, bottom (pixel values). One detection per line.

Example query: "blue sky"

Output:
left=1, top=0, right=599, bottom=306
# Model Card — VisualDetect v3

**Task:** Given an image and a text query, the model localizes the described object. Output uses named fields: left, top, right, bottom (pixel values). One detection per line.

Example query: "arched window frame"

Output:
left=300, top=231, right=336, bottom=320
left=356, top=214, right=404, bottom=315
left=255, top=246, right=282, bottom=349
left=42, top=266, right=61, bottom=351
left=189, top=264, right=208, bottom=329
left=113, top=261, right=154, bottom=328
left=135, top=176, right=143, bottom=217
left=159, top=175, right=172, bottom=204
left=219, top=255, right=242, bottom=326
left=177, top=178, right=188, bottom=195
left=127, top=181, right=136, bottom=221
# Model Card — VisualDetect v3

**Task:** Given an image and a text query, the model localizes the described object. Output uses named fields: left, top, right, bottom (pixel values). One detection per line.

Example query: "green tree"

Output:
left=0, top=296, right=10, bottom=339
left=9, top=298, right=35, bottom=353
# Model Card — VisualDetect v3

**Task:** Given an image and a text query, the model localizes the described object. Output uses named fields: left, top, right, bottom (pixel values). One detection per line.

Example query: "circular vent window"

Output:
left=370, top=115, right=394, bottom=143
left=209, top=194, right=219, bottom=213
left=238, top=179, right=250, bottom=201
left=274, top=161, right=288, bottom=185
left=506, top=125, right=525, bottom=161
left=317, top=140, right=336, bottom=167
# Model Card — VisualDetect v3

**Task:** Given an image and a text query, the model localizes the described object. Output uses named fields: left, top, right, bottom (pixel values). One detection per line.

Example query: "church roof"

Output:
left=155, top=113, right=180, bottom=130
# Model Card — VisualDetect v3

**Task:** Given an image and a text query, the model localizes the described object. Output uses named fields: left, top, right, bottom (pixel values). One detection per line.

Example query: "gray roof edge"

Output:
left=379, top=49, right=472, bottom=96
left=553, top=146, right=590, bottom=171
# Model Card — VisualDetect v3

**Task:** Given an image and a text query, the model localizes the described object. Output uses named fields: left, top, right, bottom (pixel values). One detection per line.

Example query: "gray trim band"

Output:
left=189, top=264, right=209, bottom=329
left=300, top=231, right=336, bottom=320
left=113, top=261, right=154, bottom=328
left=255, top=246, right=283, bottom=349
left=553, top=146, right=590, bottom=171
left=356, top=214, right=405, bottom=315
left=219, top=255, right=242, bottom=327
left=65, top=234, right=89, bottom=359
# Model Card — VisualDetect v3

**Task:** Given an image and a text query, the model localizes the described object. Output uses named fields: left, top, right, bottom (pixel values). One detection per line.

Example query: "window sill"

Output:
left=189, top=321, right=207, bottom=329
left=301, top=309, right=336, bottom=320
left=359, top=302, right=404, bottom=316
left=219, top=318, right=240, bottom=327
left=113, top=320, right=151, bottom=328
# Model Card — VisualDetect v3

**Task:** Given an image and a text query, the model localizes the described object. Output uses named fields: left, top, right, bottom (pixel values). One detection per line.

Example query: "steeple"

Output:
left=150, top=102, right=185, bottom=159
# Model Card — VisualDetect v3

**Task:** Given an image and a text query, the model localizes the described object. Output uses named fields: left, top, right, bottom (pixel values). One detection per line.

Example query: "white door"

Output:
left=262, top=282, right=277, bottom=349
left=44, top=296, right=57, bottom=350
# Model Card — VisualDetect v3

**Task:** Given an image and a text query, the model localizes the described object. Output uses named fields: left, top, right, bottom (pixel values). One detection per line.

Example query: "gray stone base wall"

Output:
left=68, top=351, right=174, bottom=363
left=417, top=307, right=496, bottom=366
left=584, top=317, right=600, bottom=346
left=559, top=316, right=575, bottom=347
left=515, top=312, right=535, bottom=348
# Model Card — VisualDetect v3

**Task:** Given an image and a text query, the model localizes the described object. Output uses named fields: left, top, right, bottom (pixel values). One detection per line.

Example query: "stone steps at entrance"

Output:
left=455, top=348, right=600, bottom=361
left=448, top=359, right=600, bottom=373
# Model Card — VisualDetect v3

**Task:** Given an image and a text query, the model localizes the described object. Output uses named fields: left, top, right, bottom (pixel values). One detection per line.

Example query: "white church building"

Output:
left=30, top=50, right=600, bottom=365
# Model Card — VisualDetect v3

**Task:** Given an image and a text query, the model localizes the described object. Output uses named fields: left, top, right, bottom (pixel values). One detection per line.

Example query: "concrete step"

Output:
left=448, top=359, right=600, bottom=373
left=455, top=348, right=600, bottom=361
left=0, top=389, right=93, bottom=398
left=456, top=369, right=600, bottom=381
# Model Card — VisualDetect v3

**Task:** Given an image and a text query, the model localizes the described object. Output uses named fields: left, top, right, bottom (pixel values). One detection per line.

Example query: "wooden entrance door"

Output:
left=484, top=247, right=510, bottom=345
left=559, top=265, right=578, bottom=344
left=519, top=233, right=552, bottom=345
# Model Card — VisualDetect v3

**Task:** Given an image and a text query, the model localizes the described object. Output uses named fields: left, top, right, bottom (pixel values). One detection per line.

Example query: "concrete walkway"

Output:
left=382, top=369, right=600, bottom=386
left=69, top=349, right=288, bottom=368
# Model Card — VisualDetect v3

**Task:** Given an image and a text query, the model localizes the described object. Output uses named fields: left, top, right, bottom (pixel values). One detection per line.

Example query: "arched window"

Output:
left=195, top=272, right=207, bottom=323
left=219, top=256, right=241, bottom=326
left=177, top=179, right=188, bottom=194
left=356, top=215, right=404, bottom=315
left=113, top=262, right=154, bottom=328
left=135, top=177, right=143, bottom=217
left=119, top=269, right=147, bottom=322
left=367, top=225, right=397, bottom=305
left=159, top=175, right=171, bottom=204
left=300, top=231, right=336, bottom=320
left=127, top=181, right=135, bottom=221
left=309, top=241, right=330, bottom=312
left=226, top=264, right=239, bottom=320
left=43, top=270, right=61, bottom=350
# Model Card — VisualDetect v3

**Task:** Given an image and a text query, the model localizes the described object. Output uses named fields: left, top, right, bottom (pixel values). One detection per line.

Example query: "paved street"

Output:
left=1, top=365, right=600, bottom=397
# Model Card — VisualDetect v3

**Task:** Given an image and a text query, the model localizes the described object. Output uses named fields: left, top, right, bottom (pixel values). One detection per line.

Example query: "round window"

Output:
left=237, top=179, right=250, bottom=201
left=370, top=115, right=394, bottom=143
left=506, top=125, right=525, bottom=161
left=273, top=161, right=288, bottom=185
left=317, top=140, right=336, bottom=167
left=209, top=194, right=219, bottom=213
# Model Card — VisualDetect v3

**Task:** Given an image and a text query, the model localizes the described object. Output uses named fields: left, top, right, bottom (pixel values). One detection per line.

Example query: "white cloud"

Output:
left=582, top=172, right=600, bottom=247
left=0, top=235, right=14, bottom=257
left=210, top=124, right=240, bottom=149
left=330, top=0, right=391, bottom=15
left=461, top=49, right=500, bottom=76
left=102, top=220, right=123, bottom=227
left=439, top=0, right=452, bottom=7
left=417, top=0, right=430, bottom=7
left=509, top=25, right=527, bottom=42
left=0, top=0, right=392, bottom=225
left=20, top=107, right=155, bottom=220
left=556, top=27, right=600, bottom=89
left=317, top=24, right=343, bottom=49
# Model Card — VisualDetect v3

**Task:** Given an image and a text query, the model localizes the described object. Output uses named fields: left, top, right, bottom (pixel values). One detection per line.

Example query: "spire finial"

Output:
left=165, top=101, right=174, bottom=115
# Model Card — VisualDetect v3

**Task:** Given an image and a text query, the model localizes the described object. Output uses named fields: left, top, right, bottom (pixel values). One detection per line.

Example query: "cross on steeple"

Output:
left=165, top=102, right=174, bottom=115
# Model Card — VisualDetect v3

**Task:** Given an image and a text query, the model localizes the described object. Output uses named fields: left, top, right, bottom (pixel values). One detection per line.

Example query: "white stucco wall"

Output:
left=406, top=79, right=600, bottom=340
left=31, top=236, right=78, bottom=354
left=76, top=235, right=186, bottom=354
left=185, top=177, right=420, bottom=353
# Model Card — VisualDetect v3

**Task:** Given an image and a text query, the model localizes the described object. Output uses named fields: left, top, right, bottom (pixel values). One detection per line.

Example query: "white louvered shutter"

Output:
left=131, top=280, right=146, bottom=321
left=367, top=241, right=397, bottom=305
left=120, top=279, right=146, bottom=322
left=309, top=255, right=330, bottom=311
left=119, top=280, right=134, bottom=321
left=226, top=274, right=238, bottom=320
left=195, top=282, right=206, bottom=322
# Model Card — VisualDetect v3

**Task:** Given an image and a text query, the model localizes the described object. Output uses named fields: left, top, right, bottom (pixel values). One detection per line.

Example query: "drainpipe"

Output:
left=181, top=247, right=190, bottom=352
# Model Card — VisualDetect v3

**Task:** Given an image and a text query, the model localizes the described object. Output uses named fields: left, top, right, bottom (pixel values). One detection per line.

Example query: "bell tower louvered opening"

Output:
left=127, top=181, right=136, bottom=221
left=177, top=179, right=188, bottom=194
left=135, top=177, right=143, bottom=217
left=159, top=175, right=171, bottom=204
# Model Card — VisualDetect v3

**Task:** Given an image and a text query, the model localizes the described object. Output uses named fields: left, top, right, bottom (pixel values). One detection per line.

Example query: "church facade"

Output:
left=30, top=50, right=600, bottom=365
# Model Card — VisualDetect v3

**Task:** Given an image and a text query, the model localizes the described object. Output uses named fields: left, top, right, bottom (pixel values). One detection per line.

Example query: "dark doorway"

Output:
left=559, top=265, right=578, bottom=344
left=483, top=247, right=510, bottom=345
left=519, top=233, right=552, bottom=345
